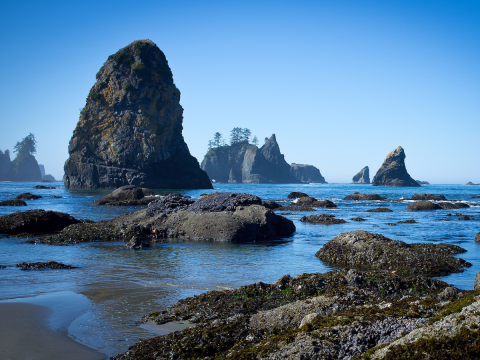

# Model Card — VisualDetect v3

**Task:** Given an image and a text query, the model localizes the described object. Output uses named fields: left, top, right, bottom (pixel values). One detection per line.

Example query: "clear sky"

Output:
left=0, top=0, right=478, bottom=183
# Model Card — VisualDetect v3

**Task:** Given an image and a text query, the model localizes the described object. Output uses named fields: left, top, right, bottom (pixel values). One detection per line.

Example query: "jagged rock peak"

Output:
left=352, top=166, right=370, bottom=184
left=372, top=146, right=420, bottom=187
left=64, top=40, right=212, bottom=190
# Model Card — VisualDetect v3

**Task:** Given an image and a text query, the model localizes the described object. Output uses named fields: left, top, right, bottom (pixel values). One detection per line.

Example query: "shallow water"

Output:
left=0, top=181, right=479, bottom=356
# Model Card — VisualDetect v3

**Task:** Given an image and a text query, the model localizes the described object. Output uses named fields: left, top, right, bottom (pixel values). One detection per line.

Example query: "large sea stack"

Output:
left=372, top=146, right=420, bottom=187
left=352, top=166, right=370, bottom=184
left=6, top=154, right=42, bottom=181
left=290, top=163, right=326, bottom=183
left=201, top=135, right=301, bottom=183
left=64, top=40, right=212, bottom=189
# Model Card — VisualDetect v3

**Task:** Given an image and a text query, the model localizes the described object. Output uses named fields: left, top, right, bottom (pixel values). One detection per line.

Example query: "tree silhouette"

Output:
left=213, top=132, right=223, bottom=147
left=13, top=133, right=37, bottom=159
left=252, top=136, right=259, bottom=146
left=230, top=127, right=243, bottom=144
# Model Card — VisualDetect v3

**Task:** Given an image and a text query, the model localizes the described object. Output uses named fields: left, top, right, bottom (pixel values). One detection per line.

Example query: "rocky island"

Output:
left=372, top=146, right=420, bottom=187
left=352, top=166, right=370, bottom=184
left=63, top=40, right=212, bottom=190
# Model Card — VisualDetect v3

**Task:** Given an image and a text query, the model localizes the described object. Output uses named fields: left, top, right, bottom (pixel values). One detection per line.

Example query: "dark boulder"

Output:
left=366, top=208, right=393, bottom=212
left=15, top=261, right=77, bottom=270
left=63, top=40, right=212, bottom=190
left=343, top=192, right=386, bottom=201
left=126, top=236, right=150, bottom=249
left=437, top=202, right=470, bottom=210
left=350, top=217, right=367, bottom=221
left=352, top=166, right=370, bottom=184
left=187, top=192, right=262, bottom=213
left=410, top=193, right=446, bottom=201
left=34, top=185, right=56, bottom=189
left=372, top=146, right=420, bottom=187
left=287, top=192, right=309, bottom=199
left=262, top=201, right=282, bottom=209
left=15, top=193, right=42, bottom=200
left=0, top=210, right=80, bottom=234
left=290, top=163, right=327, bottom=183
left=300, top=214, right=347, bottom=225
left=93, top=185, right=156, bottom=205
left=295, top=197, right=337, bottom=208
left=315, top=230, right=471, bottom=276
left=406, top=202, right=441, bottom=211
left=398, top=219, right=417, bottom=224
left=0, top=200, right=27, bottom=206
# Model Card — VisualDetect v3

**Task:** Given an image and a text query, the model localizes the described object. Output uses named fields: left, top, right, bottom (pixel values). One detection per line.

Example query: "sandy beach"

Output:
left=0, top=302, right=106, bottom=360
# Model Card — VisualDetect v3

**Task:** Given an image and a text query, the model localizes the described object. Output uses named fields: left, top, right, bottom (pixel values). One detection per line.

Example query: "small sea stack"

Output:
left=372, top=146, right=420, bottom=187
left=352, top=166, right=370, bottom=184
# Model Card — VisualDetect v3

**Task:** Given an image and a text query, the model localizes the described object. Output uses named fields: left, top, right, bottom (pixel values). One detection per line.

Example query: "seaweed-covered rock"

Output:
left=411, top=193, right=446, bottom=201
left=262, top=201, right=281, bottom=209
left=372, top=146, right=420, bottom=187
left=63, top=40, right=212, bottom=190
left=187, top=192, right=262, bottom=212
left=93, top=185, right=156, bottom=205
left=152, top=205, right=295, bottom=242
left=15, top=261, right=77, bottom=270
left=290, top=163, right=327, bottom=183
left=0, top=200, right=27, bottom=206
left=352, top=166, right=370, bottom=184
left=300, top=214, right=347, bottom=225
left=315, top=230, right=470, bottom=276
left=0, top=210, right=80, bottom=234
left=33, top=185, right=56, bottom=189
left=295, top=197, right=337, bottom=208
left=146, top=194, right=195, bottom=216
left=15, top=193, right=42, bottom=200
left=366, top=208, right=393, bottom=212
left=406, top=202, right=441, bottom=211
left=343, top=192, right=386, bottom=201
left=287, top=192, right=309, bottom=199
left=437, top=202, right=470, bottom=209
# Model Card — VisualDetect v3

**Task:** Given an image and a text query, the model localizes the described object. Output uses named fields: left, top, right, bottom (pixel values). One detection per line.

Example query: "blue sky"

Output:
left=0, top=0, right=478, bottom=183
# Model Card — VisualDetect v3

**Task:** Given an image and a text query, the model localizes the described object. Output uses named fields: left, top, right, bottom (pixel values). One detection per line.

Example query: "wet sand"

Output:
left=0, top=302, right=106, bottom=360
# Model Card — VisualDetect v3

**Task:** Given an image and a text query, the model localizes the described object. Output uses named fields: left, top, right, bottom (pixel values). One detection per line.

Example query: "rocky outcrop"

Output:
left=475, top=233, right=480, bottom=243
left=0, top=210, right=80, bottom=234
left=416, top=180, right=429, bottom=185
left=372, top=146, right=420, bottom=187
left=15, top=193, right=42, bottom=200
left=406, top=202, right=441, bottom=211
left=366, top=207, right=393, bottom=212
left=437, top=202, right=470, bottom=209
left=300, top=214, right=347, bottom=225
left=15, top=261, right=77, bottom=270
left=201, top=135, right=301, bottom=184
left=410, top=193, right=446, bottom=201
left=287, top=192, right=309, bottom=199
left=290, top=163, right=326, bottom=183
left=0, top=200, right=27, bottom=206
left=34, top=185, right=56, bottom=189
left=466, top=182, right=480, bottom=185
left=6, top=154, right=42, bottom=182
left=0, top=150, right=11, bottom=181
left=42, top=174, right=56, bottom=181
left=315, top=230, right=470, bottom=276
left=294, top=197, right=337, bottom=208
left=63, top=40, right=212, bottom=190
left=352, top=166, right=370, bottom=184
left=343, top=192, right=386, bottom=201
left=93, top=185, right=156, bottom=205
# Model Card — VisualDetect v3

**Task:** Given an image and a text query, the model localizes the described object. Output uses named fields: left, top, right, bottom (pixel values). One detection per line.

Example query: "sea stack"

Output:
left=352, top=166, right=370, bottom=184
left=372, top=146, right=420, bottom=187
left=64, top=40, right=212, bottom=189
left=290, top=164, right=327, bottom=183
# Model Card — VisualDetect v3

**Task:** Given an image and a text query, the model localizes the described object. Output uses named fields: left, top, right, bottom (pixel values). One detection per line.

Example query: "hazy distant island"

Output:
left=352, top=166, right=370, bottom=184
left=63, top=40, right=212, bottom=190
left=201, top=130, right=326, bottom=184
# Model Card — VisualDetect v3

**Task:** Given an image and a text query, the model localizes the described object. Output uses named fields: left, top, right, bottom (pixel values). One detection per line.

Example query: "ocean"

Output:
left=0, top=181, right=479, bottom=357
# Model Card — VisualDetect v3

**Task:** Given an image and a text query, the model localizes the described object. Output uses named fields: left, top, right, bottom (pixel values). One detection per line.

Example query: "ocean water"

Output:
left=0, top=181, right=479, bottom=356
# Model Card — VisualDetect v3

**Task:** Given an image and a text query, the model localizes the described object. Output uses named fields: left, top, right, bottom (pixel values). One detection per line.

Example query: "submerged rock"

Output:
left=295, top=197, right=337, bottom=208
left=315, top=230, right=471, bottom=276
left=63, top=40, right=212, bottom=190
left=0, top=200, right=27, bottom=206
left=406, top=202, right=441, bottom=211
left=352, top=166, right=370, bottom=184
left=372, top=146, right=420, bottom=187
left=366, top=208, right=393, bottom=212
left=0, top=210, right=80, bottom=234
left=15, top=261, right=77, bottom=270
left=15, top=193, right=42, bottom=200
left=343, top=192, right=386, bottom=201
left=398, top=219, right=417, bottom=224
left=300, top=214, right=347, bottom=225
left=437, top=202, right=470, bottom=209
left=290, top=163, right=327, bottom=183
left=410, top=193, right=447, bottom=201
left=33, top=185, right=56, bottom=189
left=93, top=185, right=156, bottom=205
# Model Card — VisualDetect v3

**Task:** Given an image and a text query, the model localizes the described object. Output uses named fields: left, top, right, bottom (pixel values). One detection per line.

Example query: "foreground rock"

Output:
left=300, top=214, right=347, bottom=225
left=30, top=192, right=295, bottom=244
left=316, top=230, right=470, bottom=276
left=0, top=200, right=27, bottom=206
left=352, top=166, right=370, bottom=184
left=0, top=210, right=80, bottom=234
left=112, top=269, right=475, bottom=360
left=410, top=193, right=447, bottom=201
left=372, top=146, right=420, bottom=187
left=15, top=193, right=42, bottom=200
left=343, top=192, right=386, bottom=200
left=289, top=163, right=327, bottom=183
left=63, top=39, right=212, bottom=190
left=93, top=185, right=156, bottom=205
left=15, top=261, right=77, bottom=270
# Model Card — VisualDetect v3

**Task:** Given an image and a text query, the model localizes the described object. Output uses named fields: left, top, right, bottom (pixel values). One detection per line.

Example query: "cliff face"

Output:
left=290, top=164, right=326, bottom=183
left=6, top=154, right=42, bottom=182
left=201, top=135, right=301, bottom=184
left=372, top=147, right=420, bottom=187
left=0, top=151, right=11, bottom=181
left=352, top=166, right=370, bottom=184
left=64, top=40, right=212, bottom=190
